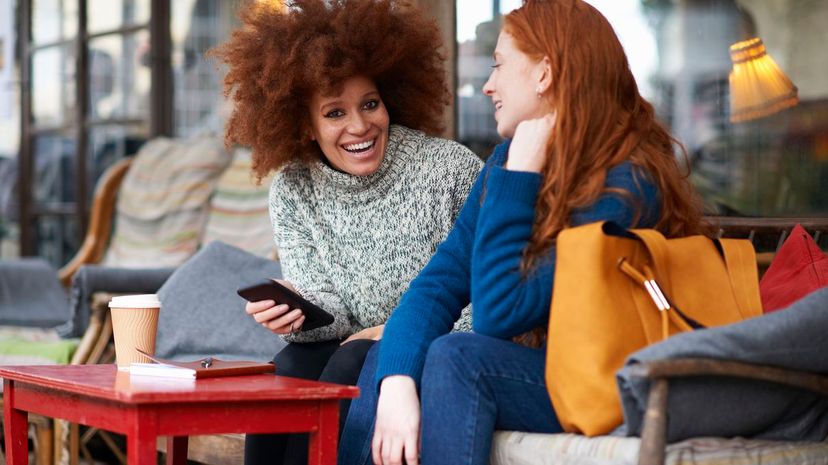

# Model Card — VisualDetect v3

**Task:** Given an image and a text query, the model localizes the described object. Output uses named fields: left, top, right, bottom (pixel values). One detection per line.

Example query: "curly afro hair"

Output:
left=210, top=0, right=451, bottom=179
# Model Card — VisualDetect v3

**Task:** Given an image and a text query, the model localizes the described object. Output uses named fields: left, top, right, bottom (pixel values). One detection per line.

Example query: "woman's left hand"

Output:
left=506, top=113, right=557, bottom=173
left=341, top=324, right=385, bottom=345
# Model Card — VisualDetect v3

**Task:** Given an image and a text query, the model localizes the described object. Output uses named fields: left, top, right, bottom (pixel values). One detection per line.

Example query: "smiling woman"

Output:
left=209, top=1, right=483, bottom=465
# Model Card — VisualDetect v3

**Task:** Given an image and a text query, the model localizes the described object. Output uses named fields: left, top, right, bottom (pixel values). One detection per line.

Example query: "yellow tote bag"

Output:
left=545, top=221, right=762, bottom=436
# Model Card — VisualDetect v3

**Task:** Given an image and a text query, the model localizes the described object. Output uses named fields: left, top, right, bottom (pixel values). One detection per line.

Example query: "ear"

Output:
left=536, top=56, right=553, bottom=94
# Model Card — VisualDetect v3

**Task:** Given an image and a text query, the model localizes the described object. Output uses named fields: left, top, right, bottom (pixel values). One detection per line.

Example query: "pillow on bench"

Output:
left=156, top=241, right=287, bottom=362
left=760, top=224, right=828, bottom=312
left=103, top=136, right=231, bottom=268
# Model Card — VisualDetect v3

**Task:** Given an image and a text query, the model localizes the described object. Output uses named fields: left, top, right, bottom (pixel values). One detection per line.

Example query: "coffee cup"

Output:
left=108, top=294, right=161, bottom=370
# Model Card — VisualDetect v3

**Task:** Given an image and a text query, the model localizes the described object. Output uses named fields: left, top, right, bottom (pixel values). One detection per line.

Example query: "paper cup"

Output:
left=108, top=294, right=161, bottom=370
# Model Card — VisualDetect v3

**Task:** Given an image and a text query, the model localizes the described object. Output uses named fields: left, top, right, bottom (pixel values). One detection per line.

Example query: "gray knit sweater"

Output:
left=269, top=125, right=483, bottom=342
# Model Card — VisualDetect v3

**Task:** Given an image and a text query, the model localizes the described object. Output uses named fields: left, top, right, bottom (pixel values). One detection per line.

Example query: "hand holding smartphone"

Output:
left=237, top=279, right=335, bottom=332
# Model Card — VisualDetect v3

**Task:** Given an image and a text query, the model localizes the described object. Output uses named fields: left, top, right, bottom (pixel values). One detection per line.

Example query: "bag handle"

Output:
left=628, top=228, right=673, bottom=291
left=617, top=258, right=702, bottom=339
left=601, top=222, right=673, bottom=291
left=717, top=239, right=762, bottom=319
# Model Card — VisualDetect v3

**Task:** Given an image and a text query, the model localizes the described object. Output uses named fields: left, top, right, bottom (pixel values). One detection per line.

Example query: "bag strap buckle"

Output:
left=617, top=258, right=670, bottom=311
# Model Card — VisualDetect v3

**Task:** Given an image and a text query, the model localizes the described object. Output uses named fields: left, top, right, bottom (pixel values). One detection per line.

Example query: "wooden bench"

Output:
left=170, top=217, right=828, bottom=465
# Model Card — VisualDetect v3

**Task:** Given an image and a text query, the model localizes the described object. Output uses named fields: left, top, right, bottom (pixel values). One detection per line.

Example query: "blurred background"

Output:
left=0, top=0, right=826, bottom=269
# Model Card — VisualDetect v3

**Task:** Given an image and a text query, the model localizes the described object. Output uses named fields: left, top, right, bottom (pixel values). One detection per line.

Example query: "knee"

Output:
left=423, top=333, right=483, bottom=383
left=425, top=332, right=482, bottom=363
left=319, top=339, right=376, bottom=385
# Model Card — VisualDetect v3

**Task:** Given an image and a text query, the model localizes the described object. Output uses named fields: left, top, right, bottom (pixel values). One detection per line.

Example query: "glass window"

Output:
left=33, top=133, right=76, bottom=205
left=35, top=214, right=80, bottom=268
left=88, top=0, right=151, bottom=34
left=456, top=0, right=521, bottom=158
left=86, top=124, right=148, bottom=201
left=0, top=0, right=18, bottom=257
left=456, top=0, right=828, bottom=217
left=32, top=0, right=78, bottom=45
left=88, top=31, right=151, bottom=120
left=171, top=0, right=242, bottom=137
left=32, top=45, right=76, bottom=127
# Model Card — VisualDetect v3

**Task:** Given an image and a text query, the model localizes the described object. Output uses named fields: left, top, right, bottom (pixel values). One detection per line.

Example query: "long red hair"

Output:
left=504, top=0, right=708, bottom=270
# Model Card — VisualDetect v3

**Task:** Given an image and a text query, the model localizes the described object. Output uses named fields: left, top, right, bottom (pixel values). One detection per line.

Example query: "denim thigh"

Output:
left=420, top=333, right=562, bottom=465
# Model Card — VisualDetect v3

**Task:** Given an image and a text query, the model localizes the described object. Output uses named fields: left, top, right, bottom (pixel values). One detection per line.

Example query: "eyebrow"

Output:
left=319, top=91, right=381, bottom=112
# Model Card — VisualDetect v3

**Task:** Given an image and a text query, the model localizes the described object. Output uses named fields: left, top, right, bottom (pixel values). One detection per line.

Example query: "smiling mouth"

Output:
left=343, top=139, right=376, bottom=154
left=494, top=101, right=503, bottom=111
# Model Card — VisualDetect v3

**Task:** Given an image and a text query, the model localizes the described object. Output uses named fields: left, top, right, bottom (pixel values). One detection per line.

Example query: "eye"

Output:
left=491, top=63, right=501, bottom=69
left=324, top=109, right=344, bottom=118
left=363, top=99, right=380, bottom=110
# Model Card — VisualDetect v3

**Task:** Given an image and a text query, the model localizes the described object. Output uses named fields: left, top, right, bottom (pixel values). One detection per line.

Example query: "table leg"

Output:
left=308, top=400, right=339, bottom=465
left=3, top=380, right=29, bottom=465
left=166, top=436, right=189, bottom=465
left=127, top=410, right=158, bottom=465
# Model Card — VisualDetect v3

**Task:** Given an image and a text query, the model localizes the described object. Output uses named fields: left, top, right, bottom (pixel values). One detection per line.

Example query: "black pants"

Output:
left=244, top=338, right=376, bottom=465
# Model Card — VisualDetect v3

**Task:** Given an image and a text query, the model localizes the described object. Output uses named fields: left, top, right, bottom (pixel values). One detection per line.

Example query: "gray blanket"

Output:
left=617, top=287, right=828, bottom=442
left=0, top=258, right=69, bottom=327
left=155, top=241, right=287, bottom=361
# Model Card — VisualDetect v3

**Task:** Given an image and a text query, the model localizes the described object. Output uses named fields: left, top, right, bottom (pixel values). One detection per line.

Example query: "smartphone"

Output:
left=237, top=279, right=335, bottom=332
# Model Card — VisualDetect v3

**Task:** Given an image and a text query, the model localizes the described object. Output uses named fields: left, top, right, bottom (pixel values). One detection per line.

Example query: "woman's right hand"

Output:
left=372, top=375, right=421, bottom=465
left=244, top=280, right=306, bottom=334
left=506, top=112, right=557, bottom=173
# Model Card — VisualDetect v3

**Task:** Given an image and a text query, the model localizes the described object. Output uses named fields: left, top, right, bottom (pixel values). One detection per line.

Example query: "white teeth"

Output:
left=494, top=102, right=503, bottom=110
left=343, top=140, right=375, bottom=152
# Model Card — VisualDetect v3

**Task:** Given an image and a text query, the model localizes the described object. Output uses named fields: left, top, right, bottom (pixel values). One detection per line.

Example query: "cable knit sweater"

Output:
left=268, top=125, right=483, bottom=343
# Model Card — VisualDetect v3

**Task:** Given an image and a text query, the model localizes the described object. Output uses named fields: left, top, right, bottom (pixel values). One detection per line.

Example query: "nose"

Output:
left=483, top=72, right=495, bottom=96
left=346, top=112, right=369, bottom=134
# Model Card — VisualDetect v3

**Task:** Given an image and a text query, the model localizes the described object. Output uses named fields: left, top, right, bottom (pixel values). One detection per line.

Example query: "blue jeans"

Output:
left=339, top=333, right=563, bottom=465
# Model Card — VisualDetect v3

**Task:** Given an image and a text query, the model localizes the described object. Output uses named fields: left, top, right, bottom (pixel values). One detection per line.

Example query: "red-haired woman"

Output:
left=211, top=1, right=482, bottom=464
left=339, top=1, right=707, bottom=464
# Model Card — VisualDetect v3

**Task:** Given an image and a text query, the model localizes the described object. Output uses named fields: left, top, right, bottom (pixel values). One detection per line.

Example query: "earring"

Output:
left=536, top=86, right=543, bottom=98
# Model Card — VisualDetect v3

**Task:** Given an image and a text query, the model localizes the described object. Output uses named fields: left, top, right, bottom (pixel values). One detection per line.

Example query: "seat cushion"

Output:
left=0, top=326, right=79, bottom=392
left=202, top=147, right=276, bottom=258
left=490, top=432, right=828, bottom=465
left=103, top=136, right=231, bottom=268
left=760, top=224, right=828, bottom=312
left=156, top=241, right=287, bottom=362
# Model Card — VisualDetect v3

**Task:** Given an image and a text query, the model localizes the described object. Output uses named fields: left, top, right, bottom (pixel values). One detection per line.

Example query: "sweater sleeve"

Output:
left=441, top=141, right=484, bottom=333
left=471, top=162, right=660, bottom=338
left=268, top=174, right=358, bottom=342
left=375, top=149, right=495, bottom=386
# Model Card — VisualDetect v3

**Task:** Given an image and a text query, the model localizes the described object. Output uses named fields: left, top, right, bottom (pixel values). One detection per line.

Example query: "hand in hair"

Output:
left=505, top=113, right=557, bottom=173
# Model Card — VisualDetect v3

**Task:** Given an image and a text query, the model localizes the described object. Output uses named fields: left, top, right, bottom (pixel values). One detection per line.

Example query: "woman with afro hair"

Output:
left=210, top=1, right=482, bottom=464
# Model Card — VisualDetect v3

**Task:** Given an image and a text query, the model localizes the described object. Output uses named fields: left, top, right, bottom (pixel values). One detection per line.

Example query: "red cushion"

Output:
left=759, top=224, right=828, bottom=312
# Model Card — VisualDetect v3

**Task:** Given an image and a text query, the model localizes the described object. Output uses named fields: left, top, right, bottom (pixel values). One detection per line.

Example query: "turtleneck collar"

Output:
left=309, top=125, right=418, bottom=204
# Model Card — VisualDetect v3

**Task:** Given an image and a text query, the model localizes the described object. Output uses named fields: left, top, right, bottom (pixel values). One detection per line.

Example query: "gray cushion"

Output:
left=0, top=258, right=69, bottom=327
left=156, top=241, right=287, bottom=361
left=617, top=287, right=828, bottom=442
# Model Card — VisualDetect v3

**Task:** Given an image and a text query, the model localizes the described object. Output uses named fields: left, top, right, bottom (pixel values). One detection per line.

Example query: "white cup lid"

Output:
left=108, top=294, right=161, bottom=309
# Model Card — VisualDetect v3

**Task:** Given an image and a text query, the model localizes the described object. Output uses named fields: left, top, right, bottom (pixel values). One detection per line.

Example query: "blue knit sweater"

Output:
left=376, top=140, right=661, bottom=386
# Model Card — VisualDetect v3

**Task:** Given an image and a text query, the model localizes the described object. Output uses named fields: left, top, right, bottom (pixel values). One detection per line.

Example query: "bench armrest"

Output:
left=630, top=358, right=828, bottom=465
left=58, top=265, right=175, bottom=338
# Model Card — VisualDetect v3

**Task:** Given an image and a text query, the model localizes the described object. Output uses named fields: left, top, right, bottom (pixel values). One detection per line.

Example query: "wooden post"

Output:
left=638, top=379, right=669, bottom=465
left=411, top=0, right=457, bottom=140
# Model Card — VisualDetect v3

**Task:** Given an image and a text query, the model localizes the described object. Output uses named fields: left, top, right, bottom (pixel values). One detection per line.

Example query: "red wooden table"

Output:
left=1, top=364, right=358, bottom=465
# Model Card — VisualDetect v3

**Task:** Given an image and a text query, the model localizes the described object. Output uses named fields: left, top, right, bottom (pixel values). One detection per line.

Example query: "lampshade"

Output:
left=729, top=38, right=798, bottom=123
